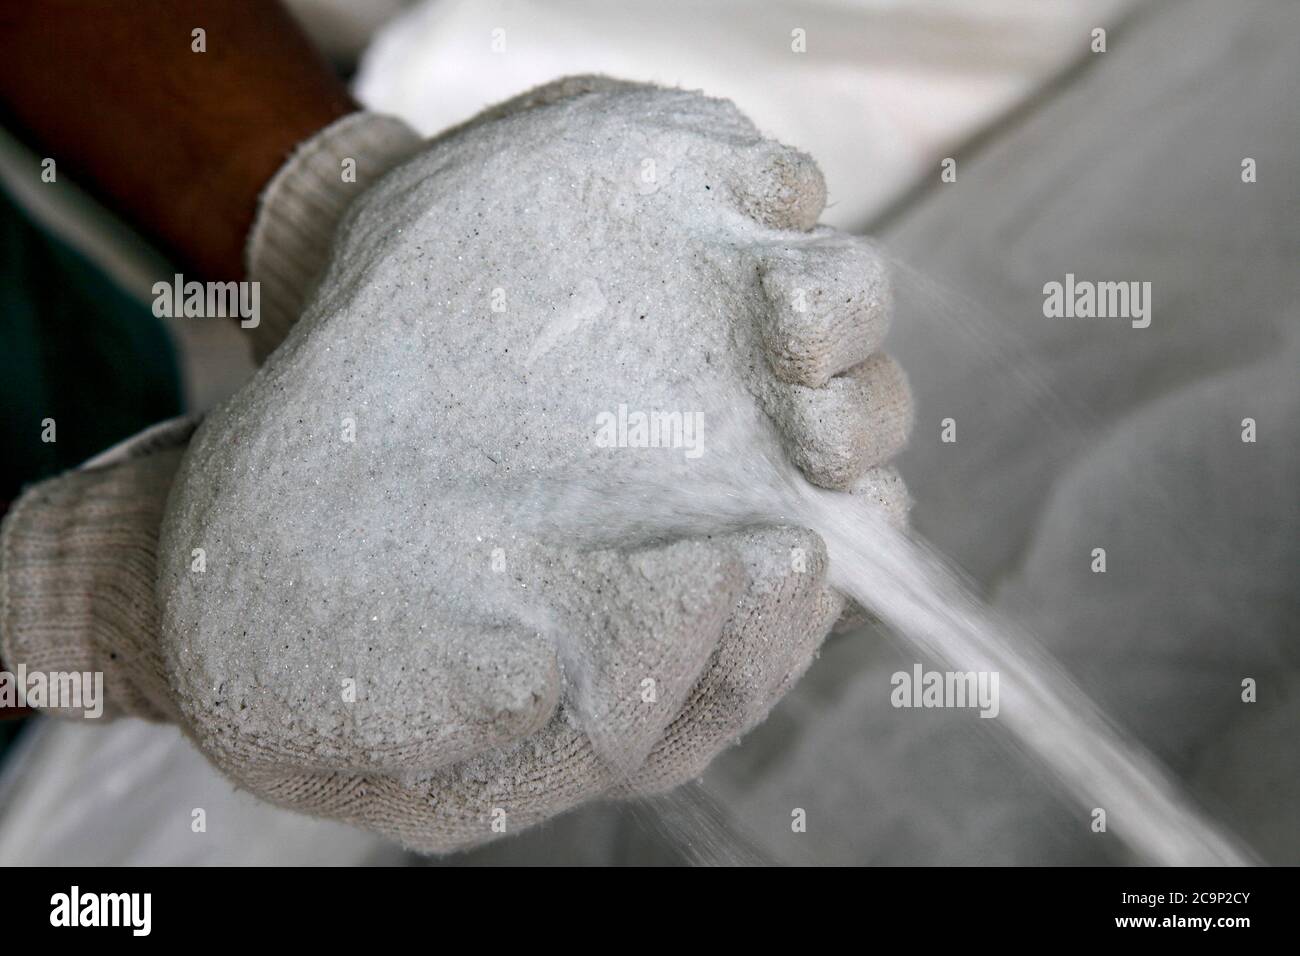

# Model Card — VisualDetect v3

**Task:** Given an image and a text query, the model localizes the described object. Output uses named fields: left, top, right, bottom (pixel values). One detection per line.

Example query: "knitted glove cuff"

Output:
left=0, top=417, right=198, bottom=721
left=244, top=111, right=422, bottom=363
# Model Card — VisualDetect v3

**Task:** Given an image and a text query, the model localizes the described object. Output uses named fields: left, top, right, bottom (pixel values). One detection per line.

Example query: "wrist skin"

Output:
left=0, top=0, right=358, bottom=281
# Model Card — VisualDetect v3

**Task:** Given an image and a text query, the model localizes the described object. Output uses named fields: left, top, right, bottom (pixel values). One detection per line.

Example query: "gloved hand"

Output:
left=0, top=77, right=912, bottom=852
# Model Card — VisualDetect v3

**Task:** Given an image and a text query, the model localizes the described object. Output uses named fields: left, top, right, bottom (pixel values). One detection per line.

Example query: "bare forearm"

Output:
left=0, top=0, right=356, bottom=279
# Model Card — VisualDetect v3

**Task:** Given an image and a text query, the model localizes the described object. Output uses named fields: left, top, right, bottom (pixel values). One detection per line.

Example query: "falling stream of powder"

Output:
left=805, top=492, right=1253, bottom=866
left=525, top=394, right=1253, bottom=866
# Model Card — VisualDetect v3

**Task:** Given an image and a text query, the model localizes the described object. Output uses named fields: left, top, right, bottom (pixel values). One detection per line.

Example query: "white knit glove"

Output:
left=1, top=78, right=912, bottom=853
